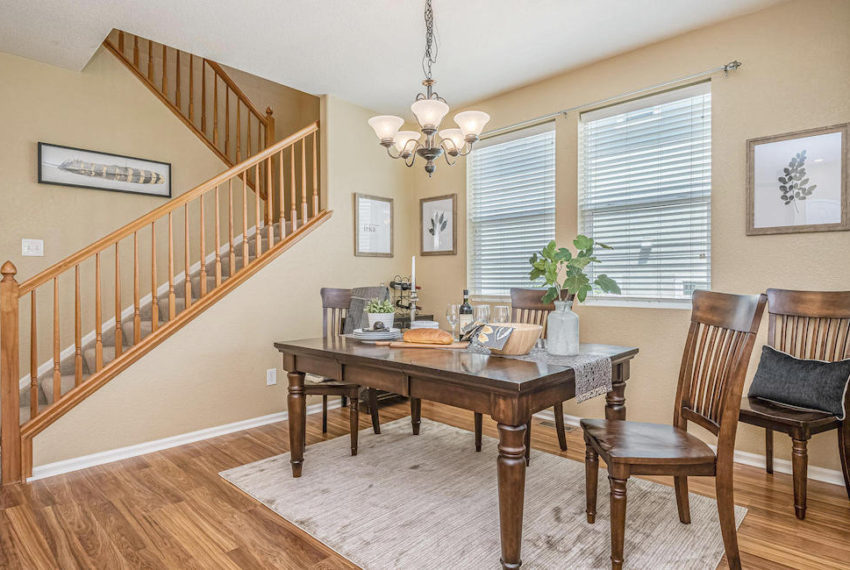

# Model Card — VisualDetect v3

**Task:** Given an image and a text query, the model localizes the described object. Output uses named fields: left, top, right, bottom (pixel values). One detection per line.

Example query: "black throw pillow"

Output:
left=748, top=345, right=850, bottom=419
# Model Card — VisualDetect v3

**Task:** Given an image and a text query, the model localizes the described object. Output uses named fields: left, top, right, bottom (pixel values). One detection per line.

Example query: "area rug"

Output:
left=221, top=418, right=745, bottom=569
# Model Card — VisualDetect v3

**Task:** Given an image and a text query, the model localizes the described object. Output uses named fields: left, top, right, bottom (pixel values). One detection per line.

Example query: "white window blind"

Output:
left=579, top=82, right=711, bottom=304
left=467, top=123, right=556, bottom=297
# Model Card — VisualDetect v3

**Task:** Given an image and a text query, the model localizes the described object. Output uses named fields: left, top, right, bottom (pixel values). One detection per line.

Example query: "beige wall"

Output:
left=34, top=95, right=415, bottom=466
left=412, top=0, right=850, bottom=473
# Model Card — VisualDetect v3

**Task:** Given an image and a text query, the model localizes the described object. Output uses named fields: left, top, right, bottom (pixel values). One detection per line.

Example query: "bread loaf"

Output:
left=402, top=328, right=453, bottom=345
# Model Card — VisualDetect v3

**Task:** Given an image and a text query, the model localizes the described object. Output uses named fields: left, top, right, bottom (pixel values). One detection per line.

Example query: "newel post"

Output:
left=264, top=107, right=276, bottom=147
left=0, top=261, right=22, bottom=485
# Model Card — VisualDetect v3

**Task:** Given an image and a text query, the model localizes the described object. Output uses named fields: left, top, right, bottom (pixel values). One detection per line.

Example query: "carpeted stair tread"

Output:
left=39, top=374, right=88, bottom=405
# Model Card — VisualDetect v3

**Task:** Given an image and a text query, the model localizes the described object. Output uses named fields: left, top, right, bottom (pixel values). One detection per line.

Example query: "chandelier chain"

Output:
left=422, top=0, right=438, bottom=81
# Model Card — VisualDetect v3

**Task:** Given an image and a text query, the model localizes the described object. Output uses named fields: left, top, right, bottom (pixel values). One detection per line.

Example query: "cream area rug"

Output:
left=221, top=418, right=746, bottom=569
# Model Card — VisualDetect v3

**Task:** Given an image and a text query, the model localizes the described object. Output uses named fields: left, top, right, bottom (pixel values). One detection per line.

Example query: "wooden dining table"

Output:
left=274, top=337, right=639, bottom=569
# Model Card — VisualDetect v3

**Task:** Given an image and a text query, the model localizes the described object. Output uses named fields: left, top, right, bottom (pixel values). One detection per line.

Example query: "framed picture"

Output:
left=747, top=124, right=848, bottom=235
left=38, top=142, right=171, bottom=198
left=420, top=193, right=457, bottom=255
left=354, top=193, right=393, bottom=257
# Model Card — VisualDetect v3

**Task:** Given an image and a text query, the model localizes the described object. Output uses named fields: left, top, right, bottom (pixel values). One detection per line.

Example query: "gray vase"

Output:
left=547, top=300, right=579, bottom=356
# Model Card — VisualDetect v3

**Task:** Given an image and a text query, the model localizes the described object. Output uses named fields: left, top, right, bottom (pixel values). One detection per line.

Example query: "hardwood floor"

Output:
left=1, top=401, right=848, bottom=569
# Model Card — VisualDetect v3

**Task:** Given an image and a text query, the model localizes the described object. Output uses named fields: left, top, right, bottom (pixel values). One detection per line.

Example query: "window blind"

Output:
left=467, top=123, right=556, bottom=297
left=579, top=82, right=711, bottom=303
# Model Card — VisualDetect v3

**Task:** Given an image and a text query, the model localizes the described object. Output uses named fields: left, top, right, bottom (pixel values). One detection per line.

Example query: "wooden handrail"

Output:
left=17, top=122, right=318, bottom=296
left=204, top=60, right=266, bottom=123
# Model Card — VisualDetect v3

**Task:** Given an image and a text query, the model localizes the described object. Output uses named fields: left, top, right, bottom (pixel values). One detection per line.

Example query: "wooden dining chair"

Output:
left=582, top=291, right=766, bottom=570
left=473, top=288, right=569, bottom=464
left=739, top=288, right=850, bottom=519
left=302, top=288, right=380, bottom=455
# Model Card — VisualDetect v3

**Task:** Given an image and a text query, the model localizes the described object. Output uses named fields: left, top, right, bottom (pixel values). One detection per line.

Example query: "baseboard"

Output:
left=29, top=399, right=342, bottom=482
left=534, top=409, right=846, bottom=487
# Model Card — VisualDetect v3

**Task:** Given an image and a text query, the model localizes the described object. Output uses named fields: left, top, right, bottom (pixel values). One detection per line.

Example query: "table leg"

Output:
left=496, top=422, right=526, bottom=569
left=605, top=364, right=627, bottom=421
left=287, top=371, right=306, bottom=477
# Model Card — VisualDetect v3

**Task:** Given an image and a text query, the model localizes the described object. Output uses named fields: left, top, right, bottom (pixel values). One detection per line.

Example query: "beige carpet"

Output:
left=221, top=418, right=746, bottom=569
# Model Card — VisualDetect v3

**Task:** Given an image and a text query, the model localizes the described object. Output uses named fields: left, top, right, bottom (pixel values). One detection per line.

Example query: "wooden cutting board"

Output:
left=374, top=341, right=469, bottom=349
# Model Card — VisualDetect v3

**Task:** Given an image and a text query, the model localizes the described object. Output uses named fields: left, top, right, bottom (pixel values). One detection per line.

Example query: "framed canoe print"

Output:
left=746, top=124, right=849, bottom=235
left=420, top=193, right=457, bottom=255
left=354, top=193, right=393, bottom=257
left=38, top=142, right=171, bottom=198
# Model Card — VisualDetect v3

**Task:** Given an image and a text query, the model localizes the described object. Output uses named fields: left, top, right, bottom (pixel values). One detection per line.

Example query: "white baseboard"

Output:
left=534, top=409, right=846, bottom=487
left=29, top=398, right=342, bottom=482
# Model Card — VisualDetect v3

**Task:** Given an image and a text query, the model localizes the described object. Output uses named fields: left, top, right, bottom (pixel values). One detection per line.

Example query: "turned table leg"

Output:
left=496, top=422, right=527, bottom=569
left=605, top=363, right=627, bottom=421
left=287, top=371, right=306, bottom=477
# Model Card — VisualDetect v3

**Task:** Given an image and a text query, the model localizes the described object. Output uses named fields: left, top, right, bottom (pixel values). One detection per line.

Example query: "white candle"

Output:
left=411, top=255, right=416, bottom=291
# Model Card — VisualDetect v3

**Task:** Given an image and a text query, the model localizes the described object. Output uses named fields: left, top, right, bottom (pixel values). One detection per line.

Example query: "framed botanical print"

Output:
left=420, top=193, right=457, bottom=255
left=354, top=193, right=393, bottom=257
left=747, top=124, right=849, bottom=235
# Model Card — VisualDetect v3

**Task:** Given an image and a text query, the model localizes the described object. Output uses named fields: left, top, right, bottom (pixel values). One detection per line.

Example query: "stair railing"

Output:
left=0, top=121, right=324, bottom=485
left=103, top=30, right=276, bottom=180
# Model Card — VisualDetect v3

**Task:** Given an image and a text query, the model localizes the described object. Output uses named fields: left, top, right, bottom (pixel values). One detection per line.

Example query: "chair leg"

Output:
left=765, top=428, right=774, bottom=474
left=525, top=419, right=532, bottom=466
left=349, top=397, right=359, bottom=456
left=674, top=476, right=691, bottom=524
left=368, top=388, right=381, bottom=434
left=554, top=401, right=568, bottom=451
left=608, top=475, right=628, bottom=570
left=585, top=442, right=598, bottom=523
left=322, top=395, right=328, bottom=434
left=792, top=436, right=809, bottom=519
left=410, top=397, right=421, bottom=435
left=341, top=395, right=348, bottom=408
left=474, top=412, right=483, bottom=452
left=715, top=469, right=742, bottom=570
left=839, top=421, right=850, bottom=500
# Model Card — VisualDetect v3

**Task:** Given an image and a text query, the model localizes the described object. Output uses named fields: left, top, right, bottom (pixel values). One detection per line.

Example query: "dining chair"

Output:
left=302, top=288, right=380, bottom=455
left=473, top=288, right=569, bottom=464
left=582, top=290, right=766, bottom=570
left=739, top=288, right=850, bottom=519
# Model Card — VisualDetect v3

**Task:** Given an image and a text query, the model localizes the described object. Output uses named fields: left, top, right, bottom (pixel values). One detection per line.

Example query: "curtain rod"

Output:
left=480, top=60, right=741, bottom=139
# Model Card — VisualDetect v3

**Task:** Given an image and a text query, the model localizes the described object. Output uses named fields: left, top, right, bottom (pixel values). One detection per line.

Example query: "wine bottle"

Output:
left=459, top=289, right=473, bottom=330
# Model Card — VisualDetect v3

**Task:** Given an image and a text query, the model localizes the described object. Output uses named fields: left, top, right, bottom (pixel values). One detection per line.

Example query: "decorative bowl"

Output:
left=490, top=322, right=542, bottom=356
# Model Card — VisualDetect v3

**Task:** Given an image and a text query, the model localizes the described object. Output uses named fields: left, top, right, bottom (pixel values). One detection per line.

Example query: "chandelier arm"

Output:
left=385, top=145, right=403, bottom=160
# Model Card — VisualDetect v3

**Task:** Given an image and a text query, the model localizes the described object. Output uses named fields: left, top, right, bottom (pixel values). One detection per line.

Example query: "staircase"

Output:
left=1, top=121, right=327, bottom=485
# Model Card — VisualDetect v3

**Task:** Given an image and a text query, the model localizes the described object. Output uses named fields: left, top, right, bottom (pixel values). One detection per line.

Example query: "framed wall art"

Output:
left=747, top=124, right=848, bottom=235
left=420, top=193, right=457, bottom=255
left=38, top=142, right=171, bottom=198
left=354, top=193, right=394, bottom=257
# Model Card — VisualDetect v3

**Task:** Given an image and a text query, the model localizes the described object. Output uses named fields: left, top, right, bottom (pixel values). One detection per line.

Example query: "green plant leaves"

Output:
left=527, top=235, right=621, bottom=304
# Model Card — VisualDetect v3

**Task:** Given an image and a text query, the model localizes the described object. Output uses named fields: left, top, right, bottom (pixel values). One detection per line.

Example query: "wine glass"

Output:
left=473, top=304, right=490, bottom=324
left=446, top=304, right=459, bottom=340
left=493, top=305, right=510, bottom=324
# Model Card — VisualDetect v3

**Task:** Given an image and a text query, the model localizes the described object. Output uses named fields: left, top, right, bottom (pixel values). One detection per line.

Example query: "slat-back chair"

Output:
left=739, top=288, right=850, bottom=519
left=303, top=288, right=380, bottom=455
left=581, top=291, right=766, bottom=570
left=473, top=288, right=570, bottom=464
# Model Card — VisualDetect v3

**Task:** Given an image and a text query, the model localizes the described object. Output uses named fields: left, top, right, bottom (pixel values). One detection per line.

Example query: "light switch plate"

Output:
left=22, top=239, right=44, bottom=257
left=266, top=368, right=277, bottom=386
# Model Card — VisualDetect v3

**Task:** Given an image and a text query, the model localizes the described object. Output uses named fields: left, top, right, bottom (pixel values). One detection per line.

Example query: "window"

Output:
left=467, top=123, right=556, bottom=297
left=579, top=83, right=711, bottom=305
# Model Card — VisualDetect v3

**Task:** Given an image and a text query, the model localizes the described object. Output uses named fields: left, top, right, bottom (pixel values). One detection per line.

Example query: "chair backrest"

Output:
left=673, top=290, right=767, bottom=466
left=320, top=288, right=352, bottom=338
left=510, top=288, right=567, bottom=338
left=765, top=288, right=850, bottom=361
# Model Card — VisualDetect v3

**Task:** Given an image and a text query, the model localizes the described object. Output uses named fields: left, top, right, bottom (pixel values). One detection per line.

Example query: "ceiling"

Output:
left=0, top=0, right=786, bottom=114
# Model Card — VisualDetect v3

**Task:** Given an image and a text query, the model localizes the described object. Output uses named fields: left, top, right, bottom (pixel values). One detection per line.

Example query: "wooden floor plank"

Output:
left=0, top=400, right=848, bottom=569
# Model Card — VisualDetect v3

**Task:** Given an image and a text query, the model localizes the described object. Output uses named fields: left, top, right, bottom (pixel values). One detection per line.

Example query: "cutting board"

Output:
left=375, top=341, right=469, bottom=350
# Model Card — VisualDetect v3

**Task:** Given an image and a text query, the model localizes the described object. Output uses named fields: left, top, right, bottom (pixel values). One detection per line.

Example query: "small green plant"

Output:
left=529, top=236, right=621, bottom=304
left=365, top=298, right=395, bottom=313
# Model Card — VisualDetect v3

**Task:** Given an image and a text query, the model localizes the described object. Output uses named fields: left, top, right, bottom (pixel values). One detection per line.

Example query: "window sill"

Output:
left=581, top=298, right=692, bottom=310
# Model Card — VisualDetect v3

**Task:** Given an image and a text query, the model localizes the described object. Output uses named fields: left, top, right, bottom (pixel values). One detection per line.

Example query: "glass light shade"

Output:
left=411, top=99, right=450, bottom=129
left=439, top=128, right=465, bottom=152
left=368, top=115, right=404, bottom=142
left=394, top=131, right=421, bottom=154
left=454, top=110, right=491, bottom=138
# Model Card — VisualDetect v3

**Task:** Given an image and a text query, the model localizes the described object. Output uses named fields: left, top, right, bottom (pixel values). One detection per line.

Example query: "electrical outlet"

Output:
left=22, top=238, right=44, bottom=257
left=266, top=368, right=277, bottom=386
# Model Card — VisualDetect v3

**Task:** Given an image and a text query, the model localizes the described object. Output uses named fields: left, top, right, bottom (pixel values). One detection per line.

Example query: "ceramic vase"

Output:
left=547, top=300, right=579, bottom=356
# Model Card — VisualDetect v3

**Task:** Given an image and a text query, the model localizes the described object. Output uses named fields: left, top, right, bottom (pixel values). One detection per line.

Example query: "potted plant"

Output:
left=365, top=298, right=396, bottom=330
left=528, top=236, right=620, bottom=355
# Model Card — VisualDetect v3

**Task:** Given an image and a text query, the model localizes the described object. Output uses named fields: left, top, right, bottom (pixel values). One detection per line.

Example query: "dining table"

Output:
left=274, top=336, right=639, bottom=569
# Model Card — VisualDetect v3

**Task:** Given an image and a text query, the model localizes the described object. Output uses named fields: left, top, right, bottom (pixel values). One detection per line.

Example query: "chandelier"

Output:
left=367, top=0, right=490, bottom=177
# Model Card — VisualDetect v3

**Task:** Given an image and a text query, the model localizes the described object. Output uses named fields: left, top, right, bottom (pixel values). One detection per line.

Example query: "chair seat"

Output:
left=303, top=376, right=360, bottom=397
left=581, top=419, right=716, bottom=465
left=739, top=396, right=840, bottom=435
